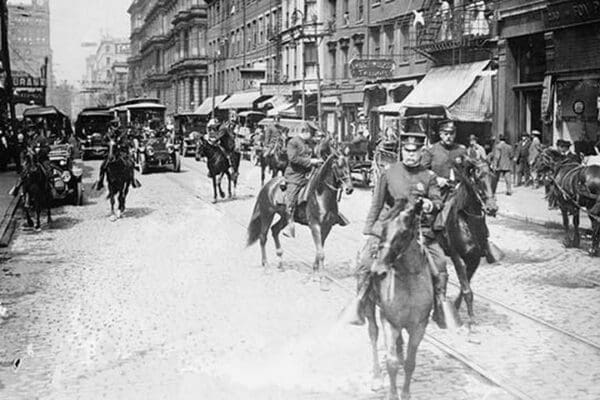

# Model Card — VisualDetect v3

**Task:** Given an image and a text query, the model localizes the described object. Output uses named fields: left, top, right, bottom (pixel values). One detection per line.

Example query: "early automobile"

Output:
left=173, top=113, right=206, bottom=157
left=23, top=106, right=84, bottom=205
left=137, top=129, right=182, bottom=174
left=75, top=107, right=112, bottom=160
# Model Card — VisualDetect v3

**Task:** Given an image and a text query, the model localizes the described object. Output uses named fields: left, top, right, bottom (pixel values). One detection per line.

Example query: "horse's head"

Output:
left=328, top=143, right=354, bottom=195
left=378, top=198, right=423, bottom=266
left=456, top=156, right=498, bottom=217
left=535, top=148, right=565, bottom=188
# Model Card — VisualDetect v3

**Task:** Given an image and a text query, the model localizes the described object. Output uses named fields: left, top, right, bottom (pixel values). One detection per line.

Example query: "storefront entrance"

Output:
left=515, top=88, right=543, bottom=137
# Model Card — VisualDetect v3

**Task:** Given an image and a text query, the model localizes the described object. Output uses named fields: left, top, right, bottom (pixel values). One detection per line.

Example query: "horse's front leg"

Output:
left=450, top=252, right=475, bottom=326
left=561, top=207, right=573, bottom=247
left=572, top=210, right=580, bottom=248
left=366, top=301, right=383, bottom=391
left=309, top=222, right=328, bottom=290
left=217, top=173, right=226, bottom=199
left=109, top=193, right=117, bottom=221
left=24, top=196, right=34, bottom=227
left=271, top=215, right=287, bottom=270
left=402, top=324, right=427, bottom=400
left=226, top=171, right=232, bottom=198
left=590, top=216, right=600, bottom=256
left=211, top=176, right=218, bottom=203
left=382, top=318, right=401, bottom=400
left=35, top=205, right=41, bottom=230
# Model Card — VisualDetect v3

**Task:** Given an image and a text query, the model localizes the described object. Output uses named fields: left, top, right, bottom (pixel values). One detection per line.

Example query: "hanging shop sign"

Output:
left=350, top=59, right=395, bottom=79
left=14, top=88, right=45, bottom=105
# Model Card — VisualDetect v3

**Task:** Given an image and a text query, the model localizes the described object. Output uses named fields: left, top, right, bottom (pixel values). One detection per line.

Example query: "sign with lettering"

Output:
left=350, top=59, right=395, bottom=79
left=14, top=88, right=45, bottom=105
left=12, top=76, right=46, bottom=88
left=545, top=0, right=600, bottom=28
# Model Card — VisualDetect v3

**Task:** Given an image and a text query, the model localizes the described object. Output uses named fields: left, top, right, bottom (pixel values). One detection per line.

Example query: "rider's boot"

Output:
left=8, top=178, right=21, bottom=196
left=432, top=272, right=449, bottom=328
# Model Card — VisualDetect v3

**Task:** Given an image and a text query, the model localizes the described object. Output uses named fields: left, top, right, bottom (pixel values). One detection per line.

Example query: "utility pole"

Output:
left=0, top=0, right=16, bottom=132
left=211, top=57, right=216, bottom=120
left=41, top=56, right=48, bottom=106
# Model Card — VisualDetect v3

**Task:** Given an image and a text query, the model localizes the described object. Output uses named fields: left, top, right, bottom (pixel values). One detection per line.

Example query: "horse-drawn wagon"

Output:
left=23, top=106, right=83, bottom=205
left=370, top=103, right=452, bottom=187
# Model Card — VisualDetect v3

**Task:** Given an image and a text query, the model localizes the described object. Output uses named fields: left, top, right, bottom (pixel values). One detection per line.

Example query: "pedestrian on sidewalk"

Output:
left=528, top=130, right=543, bottom=187
left=491, top=135, right=513, bottom=195
left=514, top=133, right=531, bottom=186
left=467, top=134, right=487, bottom=161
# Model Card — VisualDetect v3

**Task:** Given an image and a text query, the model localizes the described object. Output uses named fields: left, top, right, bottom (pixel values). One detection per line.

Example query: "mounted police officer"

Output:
left=348, top=131, right=448, bottom=326
left=207, top=117, right=237, bottom=176
left=422, top=120, right=495, bottom=263
left=95, top=118, right=141, bottom=190
left=8, top=127, right=52, bottom=196
left=282, top=123, right=323, bottom=238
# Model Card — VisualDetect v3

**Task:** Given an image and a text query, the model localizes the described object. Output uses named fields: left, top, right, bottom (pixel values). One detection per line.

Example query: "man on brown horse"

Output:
left=282, top=123, right=323, bottom=238
left=95, top=119, right=141, bottom=190
left=348, top=132, right=448, bottom=326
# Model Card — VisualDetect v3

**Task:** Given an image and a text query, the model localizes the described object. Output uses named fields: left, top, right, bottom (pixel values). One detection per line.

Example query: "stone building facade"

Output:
left=127, top=0, right=209, bottom=116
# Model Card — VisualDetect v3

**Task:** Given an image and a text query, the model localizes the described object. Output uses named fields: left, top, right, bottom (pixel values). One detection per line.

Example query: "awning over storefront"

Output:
left=257, top=95, right=296, bottom=116
left=450, top=73, right=494, bottom=122
left=218, top=91, right=269, bottom=110
left=195, top=95, right=228, bottom=115
left=400, top=60, right=491, bottom=121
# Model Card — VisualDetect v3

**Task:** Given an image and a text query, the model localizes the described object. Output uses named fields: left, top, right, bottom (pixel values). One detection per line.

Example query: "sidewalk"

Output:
left=0, top=170, right=20, bottom=247
left=494, top=181, right=592, bottom=231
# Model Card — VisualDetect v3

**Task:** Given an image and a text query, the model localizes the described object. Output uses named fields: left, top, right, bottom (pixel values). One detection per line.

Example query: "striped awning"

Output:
left=218, top=91, right=269, bottom=110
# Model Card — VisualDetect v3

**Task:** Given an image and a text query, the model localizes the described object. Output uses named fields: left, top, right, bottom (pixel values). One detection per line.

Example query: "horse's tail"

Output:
left=247, top=185, right=269, bottom=247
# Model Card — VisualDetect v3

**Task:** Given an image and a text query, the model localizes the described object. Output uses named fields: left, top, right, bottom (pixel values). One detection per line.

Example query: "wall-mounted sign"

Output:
left=350, top=59, right=395, bottom=79
left=14, top=88, right=45, bottom=105
left=12, top=76, right=46, bottom=88
left=545, top=0, right=600, bottom=29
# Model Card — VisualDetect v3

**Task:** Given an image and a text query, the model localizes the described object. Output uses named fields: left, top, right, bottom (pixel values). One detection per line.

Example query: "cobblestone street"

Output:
left=0, top=158, right=599, bottom=399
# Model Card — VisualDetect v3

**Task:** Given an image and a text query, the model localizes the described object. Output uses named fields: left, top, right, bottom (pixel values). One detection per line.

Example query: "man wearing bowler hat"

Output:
left=348, top=131, right=449, bottom=327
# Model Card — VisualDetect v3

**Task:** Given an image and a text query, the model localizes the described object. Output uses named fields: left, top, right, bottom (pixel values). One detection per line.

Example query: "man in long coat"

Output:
left=491, top=135, right=513, bottom=195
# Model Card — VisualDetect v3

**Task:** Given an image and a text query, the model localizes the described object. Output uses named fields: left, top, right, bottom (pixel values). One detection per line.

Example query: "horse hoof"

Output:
left=588, top=248, right=599, bottom=257
left=212, top=199, right=218, bottom=204
left=109, top=215, right=118, bottom=222
left=370, top=376, right=383, bottom=392
left=319, top=276, right=331, bottom=291
left=35, top=227, right=41, bottom=232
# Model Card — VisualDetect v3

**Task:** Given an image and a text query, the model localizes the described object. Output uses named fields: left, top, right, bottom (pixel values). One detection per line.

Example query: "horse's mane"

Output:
left=311, top=153, right=336, bottom=195
left=451, top=158, right=485, bottom=213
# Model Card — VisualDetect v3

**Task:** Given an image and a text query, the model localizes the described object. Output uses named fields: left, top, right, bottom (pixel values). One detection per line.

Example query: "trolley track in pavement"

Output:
left=166, top=160, right=535, bottom=400
left=176, top=159, right=600, bottom=352
left=190, top=159, right=600, bottom=353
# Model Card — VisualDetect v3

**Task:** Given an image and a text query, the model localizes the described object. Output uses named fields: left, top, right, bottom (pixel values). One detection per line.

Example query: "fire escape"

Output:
left=267, top=2, right=283, bottom=84
left=413, top=0, right=497, bottom=65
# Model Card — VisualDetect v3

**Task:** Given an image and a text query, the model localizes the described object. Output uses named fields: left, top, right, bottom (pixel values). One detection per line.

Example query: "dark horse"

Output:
left=536, top=148, right=600, bottom=255
left=104, top=139, right=134, bottom=220
left=438, top=157, right=498, bottom=326
left=195, top=136, right=241, bottom=202
left=20, top=152, right=51, bottom=230
left=364, top=198, right=433, bottom=400
left=246, top=141, right=353, bottom=281
left=259, top=138, right=288, bottom=186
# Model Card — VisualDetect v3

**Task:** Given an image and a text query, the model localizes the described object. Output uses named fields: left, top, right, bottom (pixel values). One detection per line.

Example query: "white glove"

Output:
left=436, top=177, right=449, bottom=187
left=422, top=199, right=434, bottom=213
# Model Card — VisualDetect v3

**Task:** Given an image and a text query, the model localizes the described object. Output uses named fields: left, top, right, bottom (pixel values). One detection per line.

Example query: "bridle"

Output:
left=454, top=160, right=493, bottom=217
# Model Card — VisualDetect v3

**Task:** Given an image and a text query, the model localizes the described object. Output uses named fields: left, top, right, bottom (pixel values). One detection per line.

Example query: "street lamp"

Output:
left=211, top=49, right=223, bottom=120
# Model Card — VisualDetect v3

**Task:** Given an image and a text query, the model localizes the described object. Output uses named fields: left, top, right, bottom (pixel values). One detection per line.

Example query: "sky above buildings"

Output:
left=49, top=0, right=131, bottom=86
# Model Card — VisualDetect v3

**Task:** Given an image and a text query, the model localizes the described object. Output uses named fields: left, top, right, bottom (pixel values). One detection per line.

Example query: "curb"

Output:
left=498, top=210, right=593, bottom=236
left=0, top=196, right=21, bottom=248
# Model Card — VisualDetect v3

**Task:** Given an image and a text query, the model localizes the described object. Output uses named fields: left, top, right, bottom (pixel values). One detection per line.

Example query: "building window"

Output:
left=342, top=48, right=349, bottom=79
left=330, top=50, right=336, bottom=80
left=400, top=22, right=410, bottom=61
left=357, top=0, right=364, bottom=22
left=385, top=25, right=394, bottom=55
left=343, top=0, right=349, bottom=25
left=371, top=27, right=380, bottom=56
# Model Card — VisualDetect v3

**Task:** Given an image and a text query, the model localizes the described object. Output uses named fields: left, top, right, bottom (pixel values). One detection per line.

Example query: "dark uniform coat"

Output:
left=364, top=162, right=442, bottom=238
left=421, top=142, right=467, bottom=179
left=284, top=136, right=313, bottom=185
